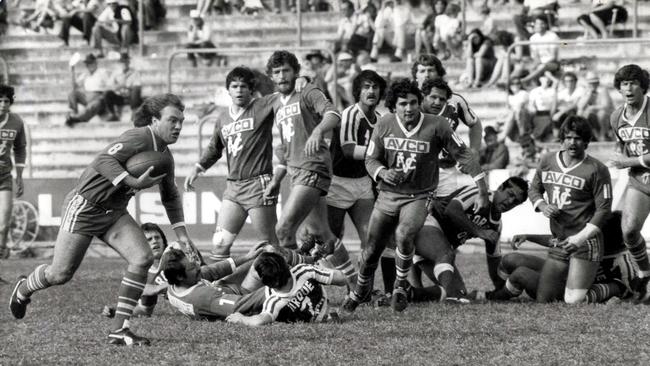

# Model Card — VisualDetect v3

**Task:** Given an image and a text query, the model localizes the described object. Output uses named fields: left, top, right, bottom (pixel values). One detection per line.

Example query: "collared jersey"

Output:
left=610, top=96, right=650, bottom=183
left=330, top=103, right=381, bottom=178
left=0, top=113, right=26, bottom=175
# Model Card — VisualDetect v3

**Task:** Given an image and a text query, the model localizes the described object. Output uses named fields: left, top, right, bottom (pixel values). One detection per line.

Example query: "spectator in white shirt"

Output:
left=66, top=53, right=113, bottom=126
left=91, top=0, right=137, bottom=57
left=527, top=74, right=556, bottom=142
left=513, top=0, right=558, bottom=42
left=337, top=0, right=373, bottom=56
left=519, top=16, right=560, bottom=84
left=104, top=52, right=143, bottom=119
left=577, top=71, right=614, bottom=141
left=433, top=2, right=462, bottom=60
left=369, top=0, right=395, bottom=62
left=186, top=10, right=218, bottom=67
left=58, top=0, right=102, bottom=46
left=501, top=78, right=532, bottom=145
left=549, top=71, right=583, bottom=133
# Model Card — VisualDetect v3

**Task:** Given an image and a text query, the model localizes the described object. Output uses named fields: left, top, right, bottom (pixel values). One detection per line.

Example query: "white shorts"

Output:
left=436, top=167, right=475, bottom=198
left=326, top=175, right=374, bottom=209
left=423, top=214, right=443, bottom=229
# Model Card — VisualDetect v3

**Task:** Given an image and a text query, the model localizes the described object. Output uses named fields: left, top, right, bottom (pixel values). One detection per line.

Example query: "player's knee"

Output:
left=48, top=267, right=75, bottom=285
left=394, top=226, right=417, bottom=246
left=500, top=253, right=518, bottom=273
left=275, top=222, right=292, bottom=241
left=129, top=251, right=154, bottom=269
left=564, top=288, right=588, bottom=304
left=212, top=228, right=235, bottom=252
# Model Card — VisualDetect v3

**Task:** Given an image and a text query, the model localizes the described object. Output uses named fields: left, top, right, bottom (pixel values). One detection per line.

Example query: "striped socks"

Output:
left=112, top=271, right=147, bottom=331
left=18, top=264, right=51, bottom=300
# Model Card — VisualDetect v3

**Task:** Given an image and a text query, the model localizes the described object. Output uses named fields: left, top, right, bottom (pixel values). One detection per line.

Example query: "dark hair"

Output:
left=411, top=54, right=446, bottom=80
left=534, top=14, right=549, bottom=26
left=0, top=84, right=15, bottom=104
left=484, top=126, right=498, bottom=136
left=468, top=28, right=485, bottom=48
left=433, top=0, right=447, bottom=13
left=254, top=252, right=291, bottom=289
left=352, top=70, right=387, bottom=103
left=266, top=50, right=301, bottom=76
left=562, top=72, right=577, bottom=82
left=141, top=222, right=168, bottom=249
left=614, top=64, right=650, bottom=93
left=421, top=78, right=452, bottom=99
left=384, top=79, right=422, bottom=112
left=499, top=176, right=529, bottom=203
left=341, top=0, right=353, bottom=9
left=559, top=115, right=593, bottom=143
left=161, top=248, right=187, bottom=286
left=225, top=66, right=257, bottom=90
left=445, top=3, right=460, bottom=15
left=133, top=94, right=185, bottom=127
left=493, top=30, right=514, bottom=47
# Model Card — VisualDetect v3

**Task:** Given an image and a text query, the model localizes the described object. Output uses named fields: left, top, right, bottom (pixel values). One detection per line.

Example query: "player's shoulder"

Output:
left=584, top=154, right=610, bottom=172
left=341, top=104, right=359, bottom=120
left=610, top=104, right=625, bottom=124
left=301, top=84, right=327, bottom=99
left=7, top=113, right=25, bottom=127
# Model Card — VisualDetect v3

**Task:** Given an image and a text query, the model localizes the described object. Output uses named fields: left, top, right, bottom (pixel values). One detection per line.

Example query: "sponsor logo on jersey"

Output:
left=396, top=152, right=418, bottom=173
left=551, top=186, right=573, bottom=209
left=541, top=171, right=586, bottom=190
left=618, top=127, right=650, bottom=141
left=0, top=129, right=17, bottom=140
left=384, top=137, right=430, bottom=153
left=221, top=118, right=254, bottom=137
left=276, top=102, right=300, bottom=121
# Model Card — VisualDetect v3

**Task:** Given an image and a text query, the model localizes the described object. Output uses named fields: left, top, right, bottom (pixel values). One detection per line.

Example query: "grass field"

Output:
left=2, top=253, right=650, bottom=365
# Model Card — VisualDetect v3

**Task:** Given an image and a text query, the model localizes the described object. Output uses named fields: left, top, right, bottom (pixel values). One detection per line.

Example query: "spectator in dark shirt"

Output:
left=480, top=126, right=509, bottom=170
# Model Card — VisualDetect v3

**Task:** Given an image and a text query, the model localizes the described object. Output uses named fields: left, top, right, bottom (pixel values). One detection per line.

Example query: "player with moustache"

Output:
left=0, top=85, right=27, bottom=271
left=185, top=67, right=279, bottom=263
left=9, top=94, right=196, bottom=346
left=607, top=64, right=650, bottom=302
left=340, top=79, right=489, bottom=314
left=529, top=116, right=612, bottom=304
left=327, top=70, right=387, bottom=287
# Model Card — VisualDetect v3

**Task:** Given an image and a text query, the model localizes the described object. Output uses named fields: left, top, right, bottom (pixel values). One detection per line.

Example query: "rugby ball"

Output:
left=125, top=151, right=172, bottom=177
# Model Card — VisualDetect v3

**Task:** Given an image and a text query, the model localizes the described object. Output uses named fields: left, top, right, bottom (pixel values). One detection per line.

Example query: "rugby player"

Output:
left=340, top=79, right=488, bottom=314
left=9, top=94, right=195, bottom=346
left=0, top=85, right=26, bottom=273
left=607, top=64, right=650, bottom=301
left=528, top=116, right=612, bottom=303
left=185, top=67, right=279, bottom=262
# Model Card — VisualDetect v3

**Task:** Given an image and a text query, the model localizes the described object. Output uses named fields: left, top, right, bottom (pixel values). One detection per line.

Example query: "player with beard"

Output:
left=528, top=116, right=612, bottom=303
left=608, top=64, right=650, bottom=302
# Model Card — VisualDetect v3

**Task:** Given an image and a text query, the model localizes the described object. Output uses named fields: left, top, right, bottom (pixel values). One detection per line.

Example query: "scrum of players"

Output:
left=5, top=52, right=650, bottom=345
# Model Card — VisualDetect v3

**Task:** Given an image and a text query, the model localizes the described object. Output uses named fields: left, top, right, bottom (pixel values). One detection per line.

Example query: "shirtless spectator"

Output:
left=66, top=53, right=113, bottom=127
left=577, top=71, right=614, bottom=141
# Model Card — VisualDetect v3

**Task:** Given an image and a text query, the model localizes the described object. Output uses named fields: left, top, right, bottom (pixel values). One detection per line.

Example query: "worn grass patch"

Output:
left=1, top=254, right=649, bottom=365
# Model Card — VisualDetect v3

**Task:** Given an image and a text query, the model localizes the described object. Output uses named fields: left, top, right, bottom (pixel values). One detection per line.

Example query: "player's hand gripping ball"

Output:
left=125, top=151, right=173, bottom=177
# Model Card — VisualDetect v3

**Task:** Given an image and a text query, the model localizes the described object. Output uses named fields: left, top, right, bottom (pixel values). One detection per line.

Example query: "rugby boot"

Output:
left=391, top=286, right=409, bottom=312
left=108, top=328, right=151, bottom=346
left=9, top=276, right=30, bottom=319
left=630, top=276, right=650, bottom=304
left=338, top=295, right=360, bottom=318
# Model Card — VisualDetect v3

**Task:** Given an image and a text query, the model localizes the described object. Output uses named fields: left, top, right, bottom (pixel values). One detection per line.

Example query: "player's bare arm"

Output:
left=226, top=312, right=273, bottom=326
left=122, top=166, right=167, bottom=189
left=512, top=234, right=554, bottom=249
left=304, top=111, right=340, bottom=156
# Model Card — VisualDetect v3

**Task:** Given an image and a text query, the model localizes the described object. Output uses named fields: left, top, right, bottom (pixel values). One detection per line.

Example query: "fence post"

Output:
left=139, top=0, right=145, bottom=56
left=633, top=0, right=638, bottom=38
left=297, top=3, right=303, bottom=47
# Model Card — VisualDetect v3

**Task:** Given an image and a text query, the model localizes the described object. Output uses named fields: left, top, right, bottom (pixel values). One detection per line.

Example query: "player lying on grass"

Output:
left=488, top=211, right=638, bottom=303
left=9, top=94, right=197, bottom=346
left=411, top=177, right=528, bottom=303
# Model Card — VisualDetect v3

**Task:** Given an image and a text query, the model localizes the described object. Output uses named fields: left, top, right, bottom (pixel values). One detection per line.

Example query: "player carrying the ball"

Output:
left=9, top=94, right=195, bottom=346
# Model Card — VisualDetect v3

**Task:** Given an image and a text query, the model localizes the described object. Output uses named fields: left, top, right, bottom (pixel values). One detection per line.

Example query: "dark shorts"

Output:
left=548, top=231, right=604, bottom=263
left=577, top=6, right=628, bottom=27
left=628, top=173, right=650, bottom=196
left=288, top=166, right=331, bottom=196
left=374, top=190, right=429, bottom=217
left=60, top=191, right=126, bottom=237
left=223, top=174, right=276, bottom=211
left=0, top=171, right=12, bottom=192
left=531, top=112, right=554, bottom=142
left=595, top=252, right=636, bottom=296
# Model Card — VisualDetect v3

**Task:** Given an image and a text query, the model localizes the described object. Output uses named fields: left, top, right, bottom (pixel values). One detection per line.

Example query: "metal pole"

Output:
left=0, top=56, right=7, bottom=85
left=461, top=0, right=466, bottom=38
left=25, top=125, right=33, bottom=178
left=139, top=0, right=145, bottom=56
left=297, top=2, right=303, bottom=47
left=633, top=0, right=638, bottom=38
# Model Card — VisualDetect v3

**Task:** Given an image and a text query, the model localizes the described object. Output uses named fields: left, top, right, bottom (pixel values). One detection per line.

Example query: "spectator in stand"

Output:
left=369, top=0, right=396, bottom=62
left=195, top=0, right=230, bottom=16
left=519, top=15, right=560, bottom=84
left=485, top=30, right=515, bottom=88
left=527, top=74, right=556, bottom=142
left=578, top=0, right=628, bottom=39
left=500, top=77, right=534, bottom=152
left=304, top=50, right=331, bottom=98
left=480, top=126, right=509, bottom=171
left=480, top=4, right=496, bottom=37
left=462, top=28, right=496, bottom=89
left=577, top=71, right=614, bottom=141
left=58, top=0, right=102, bottom=46
left=513, top=0, right=558, bottom=43
left=66, top=53, right=113, bottom=127
left=104, top=52, right=143, bottom=120
left=0, top=0, right=8, bottom=35
left=549, top=71, right=583, bottom=137
left=19, top=0, right=59, bottom=33
left=186, top=10, right=217, bottom=67
left=433, top=2, right=462, bottom=60
left=91, top=0, right=138, bottom=58
left=325, top=51, right=359, bottom=108
left=127, top=0, right=166, bottom=30
left=336, top=0, right=373, bottom=56
left=415, top=0, right=446, bottom=56
left=390, top=0, right=415, bottom=61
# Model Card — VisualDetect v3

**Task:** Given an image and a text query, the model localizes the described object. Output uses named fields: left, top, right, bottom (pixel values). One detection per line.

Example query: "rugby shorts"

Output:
left=628, top=173, right=650, bottom=196
left=60, top=191, right=126, bottom=237
left=0, top=171, right=12, bottom=191
left=326, top=175, right=374, bottom=209
left=548, top=231, right=604, bottom=263
left=436, top=167, right=475, bottom=198
left=288, top=166, right=331, bottom=196
left=223, top=174, right=277, bottom=211
left=374, top=190, right=428, bottom=217
left=595, top=251, right=637, bottom=296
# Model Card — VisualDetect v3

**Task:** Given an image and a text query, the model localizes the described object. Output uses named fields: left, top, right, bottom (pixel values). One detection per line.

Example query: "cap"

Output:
left=585, top=71, right=599, bottom=83
left=337, top=52, right=353, bottom=62
left=83, top=53, right=97, bottom=64
left=306, top=50, right=325, bottom=61
left=190, top=9, right=200, bottom=18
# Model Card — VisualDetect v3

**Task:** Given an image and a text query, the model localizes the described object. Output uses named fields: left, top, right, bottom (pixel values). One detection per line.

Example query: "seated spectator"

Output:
left=66, top=53, right=113, bottom=127
left=303, top=50, right=331, bottom=98
left=128, top=0, right=166, bottom=30
left=513, top=0, right=558, bottom=43
left=485, top=30, right=515, bottom=88
left=577, top=71, right=614, bottom=141
left=325, top=52, right=359, bottom=108
left=462, top=28, right=496, bottom=88
left=91, top=0, right=138, bottom=58
left=480, top=126, right=509, bottom=170
left=527, top=74, right=556, bottom=142
left=104, top=52, right=143, bottom=120
left=578, top=0, right=627, bottom=39
left=58, top=0, right=102, bottom=46
left=549, top=71, right=584, bottom=135
left=196, top=0, right=230, bottom=16
left=369, top=0, right=396, bottom=62
left=19, top=0, right=58, bottom=33
left=0, top=0, right=7, bottom=35
left=500, top=77, right=533, bottom=152
left=240, top=0, right=265, bottom=15
left=479, top=4, right=496, bottom=37
left=336, top=1, right=373, bottom=56
left=433, top=2, right=462, bottom=60
left=186, top=10, right=217, bottom=67
left=415, top=0, right=446, bottom=56
left=518, top=16, right=560, bottom=84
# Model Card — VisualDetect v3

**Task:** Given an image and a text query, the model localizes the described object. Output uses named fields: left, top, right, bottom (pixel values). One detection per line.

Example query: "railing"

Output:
left=0, top=56, right=8, bottom=85
left=25, top=124, right=33, bottom=178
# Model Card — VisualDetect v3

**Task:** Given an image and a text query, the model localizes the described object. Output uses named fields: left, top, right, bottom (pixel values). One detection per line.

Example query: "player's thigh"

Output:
left=395, top=199, right=427, bottom=243
left=510, top=266, right=540, bottom=299
left=327, top=205, right=347, bottom=239
left=278, top=184, right=322, bottom=230
left=218, top=199, right=248, bottom=235
left=536, top=257, right=568, bottom=302
left=300, top=196, right=334, bottom=239
left=0, top=190, right=12, bottom=230
left=502, top=252, right=545, bottom=273
left=248, top=205, right=278, bottom=243
left=102, top=214, right=152, bottom=268
left=566, top=257, right=599, bottom=290
left=415, top=224, right=453, bottom=264
left=363, top=208, right=398, bottom=261
left=621, top=187, right=650, bottom=234
left=348, top=198, right=374, bottom=246
left=48, top=230, right=93, bottom=280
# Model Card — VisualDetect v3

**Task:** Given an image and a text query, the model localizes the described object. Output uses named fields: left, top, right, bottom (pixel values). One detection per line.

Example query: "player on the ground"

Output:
left=528, top=116, right=612, bottom=303
left=489, top=211, right=637, bottom=303
left=340, top=79, right=488, bottom=314
left=185, top=67, right=279, bottom=262
left=327, top=70, right=387, bottom=287
left=608, top=64, right=650, bottom=301
left=225, top=251, right=347, bottom=325
left=263, top=50, right=357, bottom=286
left=0, top=85, right=26, bottom=279
left=9, top=94, right=196, bottom=346
left=414, top=177, right=528, bottom=303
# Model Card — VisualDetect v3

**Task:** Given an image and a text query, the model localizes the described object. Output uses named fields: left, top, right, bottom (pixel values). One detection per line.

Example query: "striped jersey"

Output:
left=610, top=96, right=650, bottom=185
left=436, top=103, right=464, bottom=169
left=74, top=126, right=184, bottom=224
left=199, top=96, right=277, bottom=180
left=273, top=84, right=339, bottom=177
left=449, top=92, right=480, bottom=129
left=330, top=103, right=381, bottom=178
left=529, top=151, right=612, bottom=239
left=0, top=113, right=27, bottom=175
left=261, top=264, right=334, bottom=323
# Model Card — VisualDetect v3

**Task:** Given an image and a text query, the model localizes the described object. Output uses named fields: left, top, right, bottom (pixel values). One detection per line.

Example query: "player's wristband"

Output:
left=639, top=155, right=650, bottom=169
left=472, top=172, right=486, bottom=182
left=227, top=258, right=237, bottom=273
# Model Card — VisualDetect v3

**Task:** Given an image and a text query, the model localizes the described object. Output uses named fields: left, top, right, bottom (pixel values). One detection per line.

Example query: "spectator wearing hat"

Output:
left=104, top=52, right=143, bottom=120
left=577, top=71, right=614, bottom=141
left=304, top=51, right=331, bottom=98
left=186, top=10, right=217, bottom=67
left=91, top=0, right=138, bottom=57
left=480, top=126, right=509, bottom=171
left=66, top=53, right=113, bottom=126
left=58, top=0, right=102, bottom=46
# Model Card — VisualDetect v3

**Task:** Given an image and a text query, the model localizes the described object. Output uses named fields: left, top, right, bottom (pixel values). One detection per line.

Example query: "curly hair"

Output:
left=384, top=78, right=422, bottom=113
left=614, top=64, right=650, bottom=93
left=266, top=50, right=301, bottom=76
left=411, top=54, right=446, bottom=81
left=559, top=115, right=593, bottom=144
left=352, top=70, right=387, bottom=103
left=0, top=84, right=15, bottom=104
left=254, top=252, right=291, bottom=289
left=226, top=66, right=257, bottom=91
left=420, top=78, right=452, bottom=100
left=132, top=94, right=185, bottom=127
